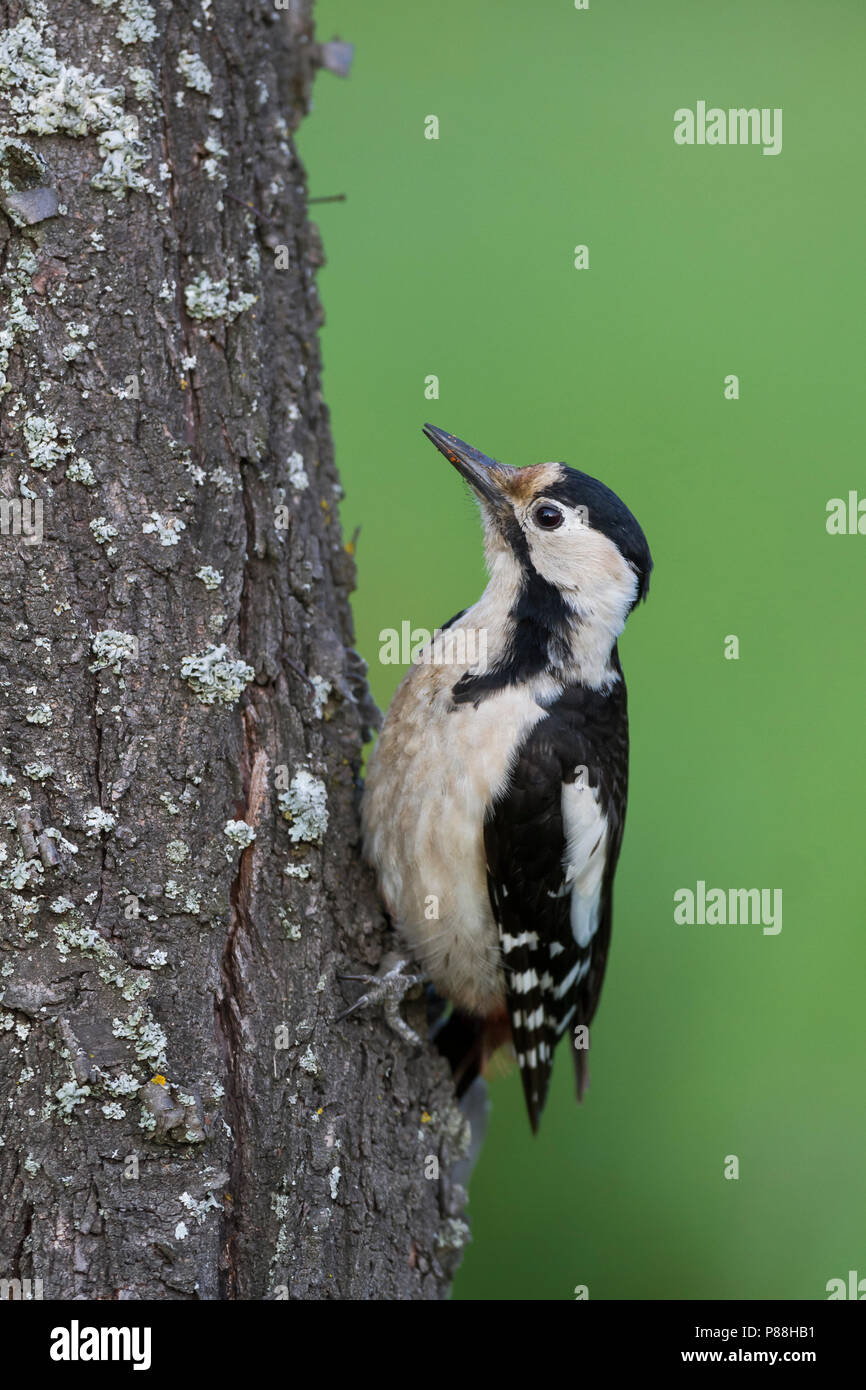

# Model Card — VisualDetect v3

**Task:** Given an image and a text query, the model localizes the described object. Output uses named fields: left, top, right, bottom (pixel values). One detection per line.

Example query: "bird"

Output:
left=356, top=424, right=653, bottom=1133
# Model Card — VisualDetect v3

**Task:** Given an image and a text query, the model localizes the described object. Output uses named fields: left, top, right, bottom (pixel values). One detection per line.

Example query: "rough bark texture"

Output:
left=0, top=0, right=469, bottom=1300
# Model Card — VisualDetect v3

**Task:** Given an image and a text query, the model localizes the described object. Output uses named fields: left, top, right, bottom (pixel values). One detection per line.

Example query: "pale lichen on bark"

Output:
left=0, top=0, right=468, bottom=1300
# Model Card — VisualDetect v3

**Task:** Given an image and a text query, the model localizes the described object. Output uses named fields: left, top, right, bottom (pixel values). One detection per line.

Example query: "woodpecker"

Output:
left=358, top=424, right=653, bottom=1133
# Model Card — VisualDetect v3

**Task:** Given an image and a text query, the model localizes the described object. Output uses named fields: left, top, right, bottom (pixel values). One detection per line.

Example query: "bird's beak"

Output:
left=422, top=424, right=514, bottom=511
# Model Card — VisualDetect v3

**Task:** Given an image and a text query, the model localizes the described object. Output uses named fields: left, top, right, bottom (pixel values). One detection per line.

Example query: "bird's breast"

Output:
left=362, top=664, right=550, bottom=1013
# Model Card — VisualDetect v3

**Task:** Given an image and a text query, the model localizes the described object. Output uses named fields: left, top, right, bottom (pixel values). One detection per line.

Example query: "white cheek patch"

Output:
left=523, top=498, right=633, bottom=582
left=520, top=501, right=588, bottom=555
left=520, top=504, right=639, bottom=689
left=561, top=780, right=608, bottom=949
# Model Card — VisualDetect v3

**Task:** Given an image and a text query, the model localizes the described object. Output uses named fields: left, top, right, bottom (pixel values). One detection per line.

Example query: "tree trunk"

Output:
left=0, top=0, right=468, bottom=1301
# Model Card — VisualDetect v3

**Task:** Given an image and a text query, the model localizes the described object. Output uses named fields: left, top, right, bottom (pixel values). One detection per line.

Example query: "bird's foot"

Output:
left=335, top=951, right=426, bottom=1047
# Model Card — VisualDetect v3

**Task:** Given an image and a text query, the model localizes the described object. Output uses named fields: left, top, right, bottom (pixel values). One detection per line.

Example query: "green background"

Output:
left=299, top=0, right=866, bottom=1300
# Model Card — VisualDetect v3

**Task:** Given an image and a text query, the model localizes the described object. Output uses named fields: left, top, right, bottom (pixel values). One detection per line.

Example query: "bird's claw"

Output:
left=335, top=952, right=425, bottom=1047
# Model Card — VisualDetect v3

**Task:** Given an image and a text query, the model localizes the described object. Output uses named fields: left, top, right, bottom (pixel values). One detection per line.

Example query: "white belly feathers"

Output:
left=362, top=659, right=546, bottom=1013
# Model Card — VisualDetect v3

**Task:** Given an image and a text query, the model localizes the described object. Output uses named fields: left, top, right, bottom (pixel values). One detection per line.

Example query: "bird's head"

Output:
left=423, top=424, right=653, bottom=636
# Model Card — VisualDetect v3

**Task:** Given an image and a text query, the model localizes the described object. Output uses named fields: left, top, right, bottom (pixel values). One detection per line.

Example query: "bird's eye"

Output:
left=534, top=503, right=564, bottom=530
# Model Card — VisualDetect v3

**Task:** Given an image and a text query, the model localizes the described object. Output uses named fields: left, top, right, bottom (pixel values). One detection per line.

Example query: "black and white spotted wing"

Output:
left=483, top=668, right=630, bottom=1132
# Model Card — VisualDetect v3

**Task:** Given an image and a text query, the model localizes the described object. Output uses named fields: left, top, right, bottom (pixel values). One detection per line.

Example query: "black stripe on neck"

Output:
left=451, top=567, right=574, bottom=706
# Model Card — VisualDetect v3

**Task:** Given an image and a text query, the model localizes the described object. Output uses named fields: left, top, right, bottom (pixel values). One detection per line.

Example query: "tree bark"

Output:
left=0, top=0, right=468, bottom=1301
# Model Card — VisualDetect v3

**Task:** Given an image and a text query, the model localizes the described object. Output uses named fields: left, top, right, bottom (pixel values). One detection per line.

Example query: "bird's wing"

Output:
left=483, top=676, right=629, bottom=1132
